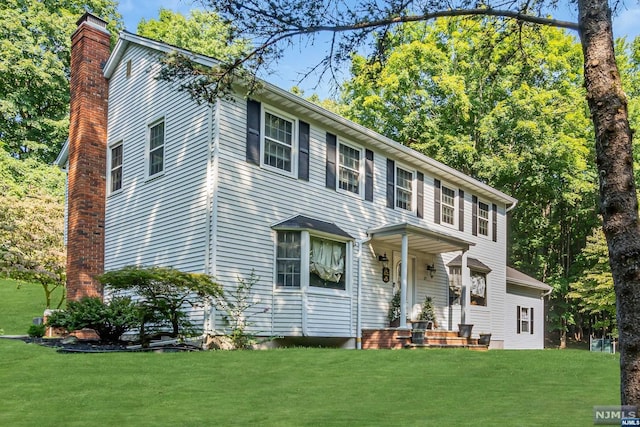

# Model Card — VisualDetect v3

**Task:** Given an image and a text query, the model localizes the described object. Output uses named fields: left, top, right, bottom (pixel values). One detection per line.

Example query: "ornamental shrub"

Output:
left=46, top=296, right=139, bottom=343
left=98, top=266, right=222, bottom=345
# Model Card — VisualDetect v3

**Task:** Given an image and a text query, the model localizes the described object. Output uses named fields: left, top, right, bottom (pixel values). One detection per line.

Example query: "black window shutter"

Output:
left=298, top=121, right=310, bottom=181
left=365, top=149, right=374, bottom=202
left=416, top=172, right=424, bottom=218
left=492, top=203, right=498, bottom=242
left=516, top=306, right=521, bottom=334
left=530, top=307, right=534, bottom=335
left=325, top=132, right=337, bottom=189
left=472, top=195, right=478, bottom=236
left=458, top=189, right=465, bottom=232
left=434, top=179, right=441, bottom=224
left=386, top=159, right=395, bottom=209
left=246, top=99, right=261, bottom=165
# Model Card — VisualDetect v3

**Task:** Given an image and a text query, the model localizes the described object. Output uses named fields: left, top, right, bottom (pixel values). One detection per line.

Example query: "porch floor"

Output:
left=361, top=328, right=489, bottom=351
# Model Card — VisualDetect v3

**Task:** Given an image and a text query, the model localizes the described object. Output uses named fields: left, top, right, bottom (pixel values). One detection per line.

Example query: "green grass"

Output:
left=0, top=280, right=620, bottom=426
left=0, top=278, right=60, bottom=334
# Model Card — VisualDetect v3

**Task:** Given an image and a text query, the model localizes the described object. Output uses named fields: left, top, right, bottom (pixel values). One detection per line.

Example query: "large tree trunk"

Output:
left=578, top=0, right=640, bottom=406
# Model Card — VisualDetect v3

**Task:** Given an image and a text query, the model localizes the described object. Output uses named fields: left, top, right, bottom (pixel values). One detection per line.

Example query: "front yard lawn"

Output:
left=0, top=279, right=619, bottom=426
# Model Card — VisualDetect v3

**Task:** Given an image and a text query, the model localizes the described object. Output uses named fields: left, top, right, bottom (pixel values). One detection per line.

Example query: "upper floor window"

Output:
left=396, top=167, right=413, bottom=211
left=338, top=142, right=361, bottom=194
left=263, top=111, right=294, bottom=173
left=478, top=201, right=489, bottom=236
left=148, top=120, right=164, bottom=177
left=109, top=142, right=123, bottom=193
left=441, top=185, right=456, bottom=225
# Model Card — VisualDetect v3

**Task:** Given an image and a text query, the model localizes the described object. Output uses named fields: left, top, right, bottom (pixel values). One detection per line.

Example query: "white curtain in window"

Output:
left=470, top=272, right=486, bottom=297
left=310, top=238, right=345, bottom=283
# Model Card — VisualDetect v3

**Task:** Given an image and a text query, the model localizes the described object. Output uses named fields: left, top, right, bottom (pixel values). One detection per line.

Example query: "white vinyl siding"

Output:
left=504, top=285, right=545, bottom=349
left=104, top=46, right=211, bottom=330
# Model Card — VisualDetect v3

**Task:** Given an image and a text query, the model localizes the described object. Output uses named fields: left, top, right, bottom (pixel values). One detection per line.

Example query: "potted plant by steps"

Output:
left=387, top=290, right=401, bottom=327
left=412, top=296, right=437, bottom=330
left=478, top=332, right=492, bottom=345
left=458, top=323, right=474, bottom=338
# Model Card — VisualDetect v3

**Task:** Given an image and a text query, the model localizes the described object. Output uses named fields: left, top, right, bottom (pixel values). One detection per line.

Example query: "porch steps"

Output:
left=361, top=328, right=489, bottom=350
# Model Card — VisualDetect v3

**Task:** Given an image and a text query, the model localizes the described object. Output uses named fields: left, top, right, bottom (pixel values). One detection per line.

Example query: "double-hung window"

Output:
left=263, top=111, right=294, bottom=173
left=275, top=231, right=348, bottom=291
left=109, top=142, right=123, bottom=193
left=517, top=306, right=534, bottom=334
left=478, top=201, right=489, bottom=236
left=338, top=142, right=361, bottom=195
left=520, top=307, right=530, bottom=333
left=276, top=232, right=301, bottom=288
left=148, top=120, right=165, bottom=177
left=441, top=185, right=456, bottom=226
left=396, top=167, right=413, bottom=211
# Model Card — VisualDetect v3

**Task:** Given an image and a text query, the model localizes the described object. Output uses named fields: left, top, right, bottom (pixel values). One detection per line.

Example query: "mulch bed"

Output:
left=6, top=336, right=203, bottom=353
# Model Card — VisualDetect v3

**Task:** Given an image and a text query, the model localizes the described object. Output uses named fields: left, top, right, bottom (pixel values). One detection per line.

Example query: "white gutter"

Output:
left=506, top=199, right=519, bottom=213
left=356, top=236, right=372, bottom=349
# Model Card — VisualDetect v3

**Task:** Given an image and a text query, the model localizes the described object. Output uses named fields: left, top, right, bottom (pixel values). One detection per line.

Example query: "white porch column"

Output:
left=461, top=250, right=471, bottom=325
left=400, top=233, right=409, bottom=328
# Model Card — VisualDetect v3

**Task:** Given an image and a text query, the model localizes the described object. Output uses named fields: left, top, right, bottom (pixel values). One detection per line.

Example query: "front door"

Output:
left=394, top=252, right=417, bottom=320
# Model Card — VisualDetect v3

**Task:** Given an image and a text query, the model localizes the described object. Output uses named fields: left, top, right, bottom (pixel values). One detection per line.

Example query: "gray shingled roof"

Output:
left=272, top=215, right=353, bottom=239
left=506, top=267, right=552, bottom=291
left=446, top=255, right=492, bottom=273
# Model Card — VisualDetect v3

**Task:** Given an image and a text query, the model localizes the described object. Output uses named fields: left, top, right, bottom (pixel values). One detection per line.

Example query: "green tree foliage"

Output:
left=340, top=20, right=598, bottom=326
left=0, top=151, right=66, bottom=309
left=569, top=228, right=616, bottom=336
left=0, top=0, right=121, bottom=163
left=137, top=8, right=248, bottom=60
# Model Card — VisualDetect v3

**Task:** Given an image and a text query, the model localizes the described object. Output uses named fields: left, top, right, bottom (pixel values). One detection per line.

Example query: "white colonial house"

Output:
left=58, top=13, right=551, bottom=350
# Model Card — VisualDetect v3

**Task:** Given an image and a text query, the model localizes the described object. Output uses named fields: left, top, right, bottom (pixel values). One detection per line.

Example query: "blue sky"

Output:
left=118, top=0, right=640, bottom=97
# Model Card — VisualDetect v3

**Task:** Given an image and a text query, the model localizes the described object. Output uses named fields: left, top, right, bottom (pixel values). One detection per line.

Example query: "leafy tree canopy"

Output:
left=137, top=8, right=248, bottom=60
left=0, top=0, right=121, bottom=163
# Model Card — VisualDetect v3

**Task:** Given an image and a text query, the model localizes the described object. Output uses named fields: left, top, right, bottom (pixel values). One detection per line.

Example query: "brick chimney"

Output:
left=66, top=13, right=110, bottom=301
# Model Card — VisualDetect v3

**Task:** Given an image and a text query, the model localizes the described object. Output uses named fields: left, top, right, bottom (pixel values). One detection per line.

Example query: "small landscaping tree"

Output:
left=216, top=271, right=264, bottom=349
left=98, top=266, right=222, bottom=344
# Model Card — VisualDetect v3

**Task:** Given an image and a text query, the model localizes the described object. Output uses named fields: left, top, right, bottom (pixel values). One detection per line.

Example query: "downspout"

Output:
left=203, top=100, right=220, bottom=335
left=506, top=200, right=518, bottom=213
left=356, top=236, right=372, bottom=350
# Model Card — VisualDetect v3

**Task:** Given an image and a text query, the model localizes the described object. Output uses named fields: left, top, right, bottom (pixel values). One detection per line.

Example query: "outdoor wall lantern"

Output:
left=426, top=263, right=437, bottom=278
left=378, top=253, right=390, bottom=283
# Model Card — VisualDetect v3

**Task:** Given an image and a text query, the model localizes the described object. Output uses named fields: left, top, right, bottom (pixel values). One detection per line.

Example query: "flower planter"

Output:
left=458, top=323, right=474, bottom=338
left=411, top=329, right=425, bottom=344
left=478, top=333, right=492, bottom=346
left=411, top=321, right=431, bottom=330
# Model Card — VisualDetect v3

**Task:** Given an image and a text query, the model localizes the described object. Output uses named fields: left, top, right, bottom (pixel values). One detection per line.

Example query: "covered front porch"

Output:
left=359, top=223, right=481, bottom=347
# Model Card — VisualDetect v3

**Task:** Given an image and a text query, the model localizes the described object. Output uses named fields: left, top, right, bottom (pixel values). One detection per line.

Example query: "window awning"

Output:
left=272, top=215, right=353, bottom=240
left=447, top=255, right=492, bottom=273
left=368, top=223, right=474, bottom=254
